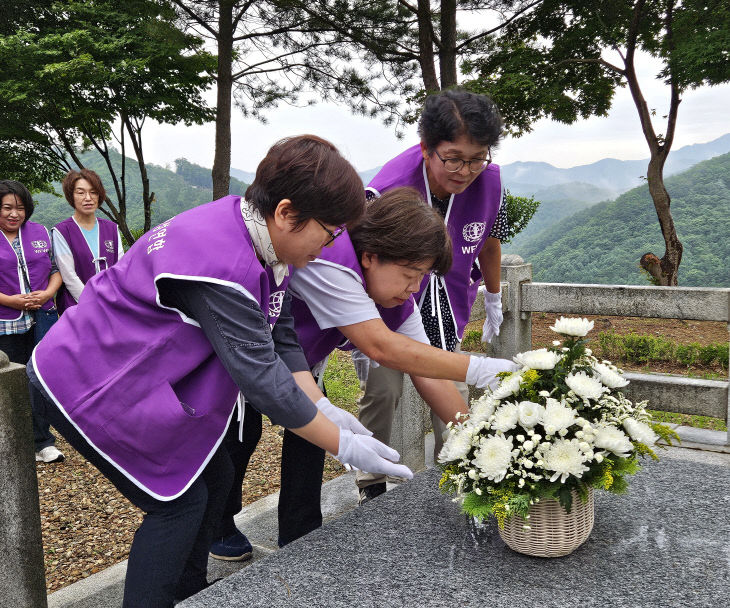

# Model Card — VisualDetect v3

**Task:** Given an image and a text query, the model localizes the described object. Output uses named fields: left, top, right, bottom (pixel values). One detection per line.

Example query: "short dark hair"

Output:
left=418, top=89, right=503, bottom=152
left=246, top=135, right=364, bottom=228
left=0, top=180, right=34, bottom=223
left=62, top=169, right=107, bottom=208
left=349, top=187, right=452, bottom=276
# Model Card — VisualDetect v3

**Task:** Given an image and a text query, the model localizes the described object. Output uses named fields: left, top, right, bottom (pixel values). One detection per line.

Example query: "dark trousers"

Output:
left=1, top=331, right=56, bottom=451
left=219, top=403, right=326, bottom=547
left=28, top=373, right=234, bottom=608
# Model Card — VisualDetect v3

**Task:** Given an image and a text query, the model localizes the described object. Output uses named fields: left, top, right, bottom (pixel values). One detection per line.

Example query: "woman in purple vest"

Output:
left=27, top=135, right=411, bottom=608
left=213, top=187, right=517, bottom=555
left=358, top=89, right=509, bottom=502
left=52, top=168, right=124, bottom=314
left=0, top=179, right=64, bottom=463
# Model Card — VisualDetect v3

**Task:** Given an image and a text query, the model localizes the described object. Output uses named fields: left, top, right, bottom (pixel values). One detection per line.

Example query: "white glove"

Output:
left=481, top=290, right=503, bottom=343
left=336, top=429, right=413, bottom=479
left=465, top=355, right=520, bottom=389
left=350, top=348, right=371, bottom=389
left=316, top=397, right=372, bottom=436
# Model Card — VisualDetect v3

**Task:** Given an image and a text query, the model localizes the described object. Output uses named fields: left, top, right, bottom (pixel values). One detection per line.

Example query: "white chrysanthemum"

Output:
left=566, top=371, right=607, bottom=400
left=593, top=424, right=633, bottom=457
left=517, top=400, right=544, bottom=429
left=469, top=395, right=497, bottom=425
left=549, top=316, right=594, bottom=337
left=491, top=373, right=522, bottom=400
left=542, top=398, right=576, bottom=434
left=513, top=348, right=562, bottom=370
left=592, top=362, right=629, bottom=389
left=492, top=402, right=519, bottom=433
left=472, top=435, right=513, bottom=482
left=438, top=429, right=473, bottom=463
left=543, top=439, right=590, bottom=482
left=623, top=418, right=658, bottom=446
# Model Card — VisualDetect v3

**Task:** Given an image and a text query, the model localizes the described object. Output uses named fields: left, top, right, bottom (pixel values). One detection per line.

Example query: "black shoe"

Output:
left=209, top=530, right=253, bottom=561
left=358, top=482, right=386, bottom=505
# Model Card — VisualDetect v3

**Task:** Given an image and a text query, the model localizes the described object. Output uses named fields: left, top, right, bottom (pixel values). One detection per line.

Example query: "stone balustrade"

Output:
left=391, top=255, right=730, bottom=473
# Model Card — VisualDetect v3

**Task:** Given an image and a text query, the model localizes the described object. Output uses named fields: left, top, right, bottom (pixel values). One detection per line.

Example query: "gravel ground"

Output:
left=37, top=316, right=727, bottom=592
left=38, top=418, right=346, bottom=593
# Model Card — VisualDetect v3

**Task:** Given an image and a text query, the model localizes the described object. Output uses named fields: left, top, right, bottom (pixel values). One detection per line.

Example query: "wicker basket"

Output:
left=498, top=488, right=594, bottom=557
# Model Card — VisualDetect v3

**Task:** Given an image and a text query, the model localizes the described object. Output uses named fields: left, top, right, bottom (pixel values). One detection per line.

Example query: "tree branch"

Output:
left=170, top=0, right=219, bottom=38
left=554, top=57, right=625, bottom=76
left=457, top=0, right=544, bottom=51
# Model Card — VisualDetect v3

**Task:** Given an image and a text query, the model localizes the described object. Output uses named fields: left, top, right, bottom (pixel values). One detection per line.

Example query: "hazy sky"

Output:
left=142, top=55, right=730, bottom=173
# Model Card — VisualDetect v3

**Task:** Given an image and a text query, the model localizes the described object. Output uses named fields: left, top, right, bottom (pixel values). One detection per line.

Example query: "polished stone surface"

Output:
left=181, top=449, right=730, bottom=607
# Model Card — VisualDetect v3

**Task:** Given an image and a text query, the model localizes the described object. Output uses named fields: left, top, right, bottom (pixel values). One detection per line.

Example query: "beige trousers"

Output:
left=356, top=355, right=469, bottom=488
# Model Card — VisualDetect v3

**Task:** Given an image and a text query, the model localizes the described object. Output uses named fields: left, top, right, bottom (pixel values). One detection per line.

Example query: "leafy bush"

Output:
left=502, top=189, right=540, bottom=244
left=675, top=343, right=701, bottom=367
left=594, top=331, right=726, bottom=369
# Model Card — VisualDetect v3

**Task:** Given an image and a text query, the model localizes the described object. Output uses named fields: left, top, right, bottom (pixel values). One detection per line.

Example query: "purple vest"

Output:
left=53, top=217, right=121, bottom=314
left=0, top=221, right=55, bottom=320
left=368, top=144, right=502, bottom=338
left=32, top=196, right=290, bottom=500
left=291, top=231, right=415, bottom=368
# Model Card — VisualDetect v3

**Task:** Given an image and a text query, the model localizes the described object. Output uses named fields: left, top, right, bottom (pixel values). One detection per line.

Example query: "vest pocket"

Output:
left=98, top=381, right=203, bottom=471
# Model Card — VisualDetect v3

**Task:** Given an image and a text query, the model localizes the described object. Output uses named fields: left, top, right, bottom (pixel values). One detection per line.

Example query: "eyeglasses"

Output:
left=74, top=189, right=99, bottom=198
left=433, top=148, right=492, bottom=173
left=314, top=218, right=346, bottom=246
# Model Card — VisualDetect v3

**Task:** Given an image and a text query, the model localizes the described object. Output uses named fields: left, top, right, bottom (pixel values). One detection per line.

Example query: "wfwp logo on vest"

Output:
left=268, top=290, right=285, bottom=326
left=31, top=239, right=49, bottom=253
left=461, top=222, right=485, bottom=254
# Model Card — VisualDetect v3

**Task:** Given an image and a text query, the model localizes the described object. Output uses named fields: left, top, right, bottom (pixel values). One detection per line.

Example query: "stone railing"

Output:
left=392, top=255, right=730, bottom=473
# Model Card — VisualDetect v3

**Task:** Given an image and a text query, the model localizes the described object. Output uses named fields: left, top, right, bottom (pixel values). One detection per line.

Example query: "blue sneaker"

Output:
left=209, top=530, right=253, bottom=561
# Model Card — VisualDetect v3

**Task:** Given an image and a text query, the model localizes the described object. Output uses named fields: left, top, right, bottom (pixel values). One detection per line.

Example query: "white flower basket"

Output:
left=498, top=488, right=594, bottom=557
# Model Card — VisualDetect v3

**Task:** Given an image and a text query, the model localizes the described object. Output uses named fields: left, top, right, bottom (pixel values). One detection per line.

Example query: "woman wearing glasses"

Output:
left=356, top=89, right=510, bottom=503
left=52, top=169, right=124, bottom=314
left=209, top=188, right=516, bottom=557
left=28, top=136, right=411, bottom=607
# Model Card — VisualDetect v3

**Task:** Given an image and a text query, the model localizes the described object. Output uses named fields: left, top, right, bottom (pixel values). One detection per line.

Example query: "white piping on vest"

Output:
left=92, top=256, right=108, bottom=274
left=235, top=392, right=246, bottom=442
left=421, top=159, right=459, bottom=346
left=0, top=227, right=27, bottom=321
left=30, top=349, right=238, bottom=502
left=436, top=276, right=447, bottom=350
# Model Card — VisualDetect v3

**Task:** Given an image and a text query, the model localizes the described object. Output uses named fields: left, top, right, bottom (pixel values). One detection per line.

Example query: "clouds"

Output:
left=141, top=52, right=730, bottom=173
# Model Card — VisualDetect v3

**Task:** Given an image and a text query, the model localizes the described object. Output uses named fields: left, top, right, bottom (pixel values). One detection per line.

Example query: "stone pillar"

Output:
left=0, top=352, right=48, bottom=608
left=389, top=375, right=428, bottom=474
left=490, top=254, right=533, bottom=360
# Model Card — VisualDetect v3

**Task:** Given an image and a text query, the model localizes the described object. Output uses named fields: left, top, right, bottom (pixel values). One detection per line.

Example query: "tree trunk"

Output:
left=212, top=0, right=233, bottom=199
left=642, top=155, right=682, bottom=285
left=439, top=0, right=457, bottom=88
left=417, top=0, right=439, bottom=91
left=123, top=115, right=153, bottom=234
left=623, top=1, right=682, bottom=286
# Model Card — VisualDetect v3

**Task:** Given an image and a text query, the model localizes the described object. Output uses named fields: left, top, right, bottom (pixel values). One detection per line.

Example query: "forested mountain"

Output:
left=30, top=150, right=248, bottom=231
left=513, top=152, right=730, bottom=287
left=503, top=182, right=615, bottom=251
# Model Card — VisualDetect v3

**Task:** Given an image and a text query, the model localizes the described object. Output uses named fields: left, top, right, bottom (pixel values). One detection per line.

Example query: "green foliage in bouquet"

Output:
left=439, top=317, right=680, bottom=528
